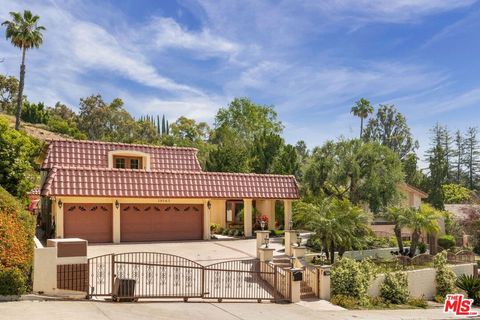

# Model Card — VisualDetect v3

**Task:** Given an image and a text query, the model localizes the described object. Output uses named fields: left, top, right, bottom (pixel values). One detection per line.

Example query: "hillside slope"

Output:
left=1, top=114, right=67, bottom=141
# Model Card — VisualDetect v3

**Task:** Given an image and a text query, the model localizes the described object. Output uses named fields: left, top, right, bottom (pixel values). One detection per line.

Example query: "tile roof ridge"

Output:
left=46, top=138, right=199, bottom=152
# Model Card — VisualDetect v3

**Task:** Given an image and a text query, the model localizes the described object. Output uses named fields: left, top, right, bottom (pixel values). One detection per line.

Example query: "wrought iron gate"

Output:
left=87, top=252, right=290, bottom=302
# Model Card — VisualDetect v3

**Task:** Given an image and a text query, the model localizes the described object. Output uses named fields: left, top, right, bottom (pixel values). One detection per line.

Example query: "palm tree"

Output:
left=350, top=98, right=374, bottom=138
left=294, top=198, right=372, bottom=264
left=2, top=10, right=45, bottom=130
left=382, top=206, right=407, bottom=254
left=402, top=204, right=440, bottom=257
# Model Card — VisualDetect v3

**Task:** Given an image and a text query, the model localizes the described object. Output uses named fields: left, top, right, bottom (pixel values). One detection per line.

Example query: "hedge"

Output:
left=0, top=186, right=35, bottom=295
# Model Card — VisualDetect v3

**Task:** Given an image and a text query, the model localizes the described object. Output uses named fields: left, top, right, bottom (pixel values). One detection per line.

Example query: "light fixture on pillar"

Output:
left=207, top=201, right=212, bottom=210
left=289, top=219, right=293, bottom=230
left=57, top=199, right=63, bottom=208
left=296, top=231, right=302, bottom=247
left=115, top=200, right=120, bottom=209
left=260, top=220, right=265, bottom=231
left=264, top=235, right=270, bottom=248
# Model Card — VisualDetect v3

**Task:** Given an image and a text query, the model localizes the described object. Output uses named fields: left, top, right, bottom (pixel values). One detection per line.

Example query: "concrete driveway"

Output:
left=1, top=300, right=469, bottom=320
left=87, top=238, right=285, bottom=265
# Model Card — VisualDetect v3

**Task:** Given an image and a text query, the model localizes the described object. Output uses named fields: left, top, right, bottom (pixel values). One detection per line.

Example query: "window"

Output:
left=115, top=158, right=126, bottom=168
left=130, top=158, right=140, bottom=169
left=113, top=156, right=143, bottom=169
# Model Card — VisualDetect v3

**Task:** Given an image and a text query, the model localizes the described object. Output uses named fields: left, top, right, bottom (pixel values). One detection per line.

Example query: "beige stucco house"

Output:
left=38, top=139, right=300, bottom=243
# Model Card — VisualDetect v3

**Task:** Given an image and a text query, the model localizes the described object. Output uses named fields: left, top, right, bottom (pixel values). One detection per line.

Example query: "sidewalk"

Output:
left=0, top=299, right=471, bottom=320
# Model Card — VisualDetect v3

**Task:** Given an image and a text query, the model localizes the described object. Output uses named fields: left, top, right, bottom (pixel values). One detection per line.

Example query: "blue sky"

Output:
left=1, top=0, right=480, bottom=168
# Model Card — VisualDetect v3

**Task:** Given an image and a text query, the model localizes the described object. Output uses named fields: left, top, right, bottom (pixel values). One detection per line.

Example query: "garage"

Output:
left=63, top=203, right=113, bottom=243
left=120, top=204, right=203, bottom=242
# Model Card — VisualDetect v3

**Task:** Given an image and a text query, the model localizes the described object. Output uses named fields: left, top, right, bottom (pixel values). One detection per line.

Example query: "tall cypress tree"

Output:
left=166, top=120, right=169, bottom=135
left=157, top=115, right=160, bottom=135
left=161, top=115, right=166, bottom=135
left=463, top=127, right=480, bottom=189
left=453, top=130, right=464, bottom=184
left=428, top=142, right=447, bottom=209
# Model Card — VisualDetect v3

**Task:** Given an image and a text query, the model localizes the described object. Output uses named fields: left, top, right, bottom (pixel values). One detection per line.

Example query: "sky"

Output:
left=0, top=0, right=479, bottom=168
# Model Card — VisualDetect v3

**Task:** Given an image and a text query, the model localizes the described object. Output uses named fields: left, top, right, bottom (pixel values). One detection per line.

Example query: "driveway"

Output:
left=0, top=300, right=469, bottom=320
left=87, top=238, right=285, bottom=265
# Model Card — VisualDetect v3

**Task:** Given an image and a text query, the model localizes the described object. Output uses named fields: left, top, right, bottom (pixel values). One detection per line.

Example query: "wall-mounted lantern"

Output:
left=57, top=199, right=63, bottom=208
left=207, top=201, right=212, bottom=210
left=115, top=200, right=120, bottom=209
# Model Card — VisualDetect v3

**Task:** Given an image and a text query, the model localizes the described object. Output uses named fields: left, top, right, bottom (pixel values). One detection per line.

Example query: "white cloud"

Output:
left=150, top=17, right=240, bottom=57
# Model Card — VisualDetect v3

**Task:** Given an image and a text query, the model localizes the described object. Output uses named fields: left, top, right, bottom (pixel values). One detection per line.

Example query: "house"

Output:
left=38, top=139, right=300, bottom=243
left=370, top=183, right=429, bottom=238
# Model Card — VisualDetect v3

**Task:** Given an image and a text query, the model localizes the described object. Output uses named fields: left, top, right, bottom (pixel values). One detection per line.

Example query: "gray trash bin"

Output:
left=112, top=278, right=136, bottom=302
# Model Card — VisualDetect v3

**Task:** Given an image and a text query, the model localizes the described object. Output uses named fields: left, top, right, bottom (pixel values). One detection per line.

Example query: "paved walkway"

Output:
left=0, top=300, right=471, bottom=320
left=87, top=238, right=285, bottom=265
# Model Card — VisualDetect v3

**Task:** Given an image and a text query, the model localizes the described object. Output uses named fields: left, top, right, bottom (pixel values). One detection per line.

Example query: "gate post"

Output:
left=111, top=253, right=115, bottom=296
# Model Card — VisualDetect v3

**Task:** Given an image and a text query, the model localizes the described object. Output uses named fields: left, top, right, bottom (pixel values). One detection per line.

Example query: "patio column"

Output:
left=203, top=199, right=211, bottom=240
left=243, top=199, right=253, bottom=237
left=113, top=200, right=120, bottom=243
left=256, top=199, right=276, bottom=230
left=55, top=199, right=64, bottom=238
left=284, top=199, right=292, bottom=230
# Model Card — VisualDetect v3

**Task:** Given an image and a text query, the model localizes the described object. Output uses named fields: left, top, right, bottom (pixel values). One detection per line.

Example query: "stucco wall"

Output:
left=210, top=199, right=226, bottom=228
left=367, top=263, right=475, bottom=299
left=256, top=199, right=276, bottom=230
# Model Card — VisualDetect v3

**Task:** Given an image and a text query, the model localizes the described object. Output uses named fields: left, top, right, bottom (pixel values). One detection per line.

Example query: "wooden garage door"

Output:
left=64, top=203, right=113, bottom=243
left=120, top=204, right=203, bottom=242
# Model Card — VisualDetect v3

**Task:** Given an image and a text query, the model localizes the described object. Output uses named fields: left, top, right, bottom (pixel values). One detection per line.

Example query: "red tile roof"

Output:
left=42, top=139, right=202, bottom=172
left=41, top=167, right=300, bottom=199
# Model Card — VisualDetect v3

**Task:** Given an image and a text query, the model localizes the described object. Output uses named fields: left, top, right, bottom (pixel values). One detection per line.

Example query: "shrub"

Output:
left=455, top=274, right=480, bottom=305
left=330, top=294, right=359, bottom=309
left=0, top=267, right=26, bottom=295
left=434, top=251, right=457, bottom=297
left=380, top=272, right=409, bottom=304
left=222, top=228, right=229, bottom=236
left=418, top=242, right=427, bottom=254
left=210, top=223, right=220, bottom=233
left=233, top=229, right=241, bottom=237
left=442, top=184, right=472, bottom=204
left=408, top=296, right=428, bottom=308
left=228, top=229, right=236, bottom=236
left=331, top=258, right=377, bottom=305
left=438, top=235, right=456, bottom=250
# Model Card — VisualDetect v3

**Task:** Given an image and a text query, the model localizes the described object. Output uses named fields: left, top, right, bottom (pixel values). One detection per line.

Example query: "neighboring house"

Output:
left=38, top=139, right=300, bottom=243
left=370, top=183, right=429, bottom=239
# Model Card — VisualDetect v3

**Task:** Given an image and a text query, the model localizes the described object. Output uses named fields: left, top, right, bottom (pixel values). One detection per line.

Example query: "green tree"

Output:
left=463, top=127, right=479, bottom=189
left=382, top=206, right=408, bottom=254
left=363, top=104, right=418, bottom=159
left=0, top=74, right=19, bottom=114
left=303, top=139, right=404, bottom=214
left=294, top=198, right=372, bottom=263
left=0, top=116, right=40, bottom=197
left=21, top=101, right=48, bottom=124
left=214, top=97, right=283, bottom=141
left=442, top=183, right=472, bottom=204
left=47, top=102, right=76, bottom=121
left=77, top=95, right=136, bottom=142
left=402, top=204, right=440, bottom=257
left=2, top=10, right=45, bottom=130
left=402, top=153, right=425, bottom=189
left=350, top=98, right=374, bottom=138
left=453, top=130, right=464, bottom=184
left=271, top=144, right=300, bottom=176
left=250, top=132, right=283, bottom=173
left=206, top=126, right=250, bottom=172
left=428, top=142, right=447, bottom=209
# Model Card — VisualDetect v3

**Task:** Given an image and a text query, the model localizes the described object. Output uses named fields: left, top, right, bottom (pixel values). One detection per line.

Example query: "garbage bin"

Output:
left=112, top=278, right=136, bottom=302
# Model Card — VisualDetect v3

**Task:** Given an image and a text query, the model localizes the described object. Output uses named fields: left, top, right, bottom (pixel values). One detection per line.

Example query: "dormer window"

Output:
left=113, top=156, right=143, bottom=169
left=108, top=150, right=150, bottom=170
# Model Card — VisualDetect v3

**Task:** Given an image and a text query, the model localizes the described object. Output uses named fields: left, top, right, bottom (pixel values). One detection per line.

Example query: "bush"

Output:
left=0, top=267, right=26, bottom=295
left=442, top=184, right=472, bottom=204
left=46, top=116, right=87, bottom=140
left=270, top=229, right=284, bottom=237
left=380, top=272, right=409, bottom=304
left=331, top=258, right=377, bottom=305
left=330, top=294, right=359, bottom=309
left=418, top=242, right=427, bottom=254
left=438, top=235, right=456, bottom=250
left=408, top=296, right=428, bottom=308
left=455, top=274, right=480, bottom=305
left=228, top=229, right=236, bottom=236
left=222, top=228, right=229, bottom=235
left=210, top=223, right=220, bottom=233
left=434, top=251, right=457, bottom=297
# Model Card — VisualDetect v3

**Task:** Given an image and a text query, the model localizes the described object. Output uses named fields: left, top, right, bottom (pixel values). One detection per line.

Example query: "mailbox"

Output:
left=292, top=269, right=303, bottom=282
